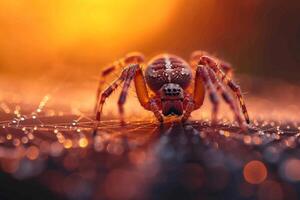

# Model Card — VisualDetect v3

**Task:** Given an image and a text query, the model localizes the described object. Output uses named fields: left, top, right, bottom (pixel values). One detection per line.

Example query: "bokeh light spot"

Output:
left=78, top=137, right=88, bottom=148
left=280, top=158, right=300, bottom=182
left=63, top=139, right=73, bottom=149
left=26, top=146, right=40, bottom=160
left=243, top=160, right=267, bottom=184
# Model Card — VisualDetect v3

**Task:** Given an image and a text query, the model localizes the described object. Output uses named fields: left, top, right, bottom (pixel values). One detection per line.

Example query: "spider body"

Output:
left=94, top=51, right=250, bottom=131
left=145, top=55, right=192, bottom=91
left=145, top=55, right=194, bottom=116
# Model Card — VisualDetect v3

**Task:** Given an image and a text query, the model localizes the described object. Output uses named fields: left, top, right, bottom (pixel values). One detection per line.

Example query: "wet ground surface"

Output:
left=0, top=114, right=300, bottom=200
left=0, top=75, right=300, bottom=200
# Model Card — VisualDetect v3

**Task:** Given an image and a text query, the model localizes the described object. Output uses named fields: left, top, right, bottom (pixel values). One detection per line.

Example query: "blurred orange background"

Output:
left=1, top=0, right=299, bottom=81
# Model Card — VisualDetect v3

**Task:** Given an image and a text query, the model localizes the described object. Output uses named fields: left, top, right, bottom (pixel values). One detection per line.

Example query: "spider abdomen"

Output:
left=145, top=54, right=192, bottom=92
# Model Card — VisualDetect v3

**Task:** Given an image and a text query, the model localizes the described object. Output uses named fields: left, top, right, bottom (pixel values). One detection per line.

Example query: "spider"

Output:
left=94, top=51, right=250, bottom=130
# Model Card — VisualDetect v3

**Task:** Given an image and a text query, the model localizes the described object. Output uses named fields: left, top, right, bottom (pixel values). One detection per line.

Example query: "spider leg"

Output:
left=117, top=65, right=137, bottom=124
left=207, top=67, right=246, bottom=128
left=195, top=65, right=220, bottom=125
left=93, top=63, right=163, bottom=135
left=219, top=61, right=233, bottom=78
left=181, top=62, right=206, bottom=122
left=132, top=64, right=163, bottom=122
left=95, top=70, right=127, bottom=121
left=197, top=55, right=250, bottom=124
left=93, top=70, right=127, bottom=135
left=94, top=52, right=144, bottom=113
left=149, top=99, right=164, bottom=123
left=190, top=51, right=232, bottom=77
left=181, top=95, right=195, bottom=122
left=118, top=64, right=163, bottom=124
left=226, top=80, right=250, bottom=124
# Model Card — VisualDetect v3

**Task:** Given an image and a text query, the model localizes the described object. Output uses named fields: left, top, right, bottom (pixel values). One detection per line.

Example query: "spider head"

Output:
left=160, top=83, right=184, bottom=116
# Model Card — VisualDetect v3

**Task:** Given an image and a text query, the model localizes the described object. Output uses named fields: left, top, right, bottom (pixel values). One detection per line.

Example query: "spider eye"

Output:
left=167, top=88, right=171, bottom=92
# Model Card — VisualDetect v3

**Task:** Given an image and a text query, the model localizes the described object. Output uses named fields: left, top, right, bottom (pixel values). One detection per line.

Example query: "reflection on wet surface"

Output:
left=0, top=115, right=300, bottom=200
left=0, top=76, right=300, bottom=199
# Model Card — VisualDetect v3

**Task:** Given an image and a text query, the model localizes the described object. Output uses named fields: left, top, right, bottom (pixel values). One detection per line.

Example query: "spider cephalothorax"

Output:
left=94, top=51, right=250, bottom=131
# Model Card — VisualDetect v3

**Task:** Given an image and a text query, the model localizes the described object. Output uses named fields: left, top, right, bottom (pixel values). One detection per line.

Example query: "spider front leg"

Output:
left=198, top=55, right=250, bottom=124
left=94, top=64, right=163, bottom=134
left=94, top=70, right=127, bottom=122
left=117, top=64, right=163, bottom=124
left=182, top=65, right=220, bottom=124
left=94, top=52, right=144, bottom=113
left=181, top=95, right=196, bottom=123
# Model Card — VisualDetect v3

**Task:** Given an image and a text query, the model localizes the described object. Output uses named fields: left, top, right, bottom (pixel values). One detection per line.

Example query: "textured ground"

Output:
left=0, top=76, right=299, bottom=200
left=0, top=116, right=300, bottom=200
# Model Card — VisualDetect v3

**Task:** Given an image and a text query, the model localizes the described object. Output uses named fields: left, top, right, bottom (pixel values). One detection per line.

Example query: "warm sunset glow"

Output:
left=0, top=0, right=180, bottom=71
left=0, top=1, right=299, bottom=199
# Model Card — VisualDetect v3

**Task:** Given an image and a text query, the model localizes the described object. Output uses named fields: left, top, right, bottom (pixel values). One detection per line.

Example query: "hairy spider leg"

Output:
left=198, top=55, right=250, bottom=124
left=207, top=67, right=246, bottom=128
left=196, top=65, right=220, bottom=125
left=94, top=64, right=163, bottom=134
left=118, top=66, right=135, bottom=124
left=118, top=64, right=163, bottom=124
left=95, top=71, right=127, bottom=121
left=132, top=64, right=164, bottom=122
left=181, top=68, right=206, bottom=122
left=190, top=51, right=233, bottom=77
left=181, top=65, right=220, bottom=124
left=93, top=70, right=127, bottom=135
left=181, top=95, right=195, bottom=122
left=94, top=52, right=144, bottom=113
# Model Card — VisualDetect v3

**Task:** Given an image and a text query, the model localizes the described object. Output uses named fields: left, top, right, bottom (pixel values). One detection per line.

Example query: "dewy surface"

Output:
left=0, top=74, right=299, bottom=200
